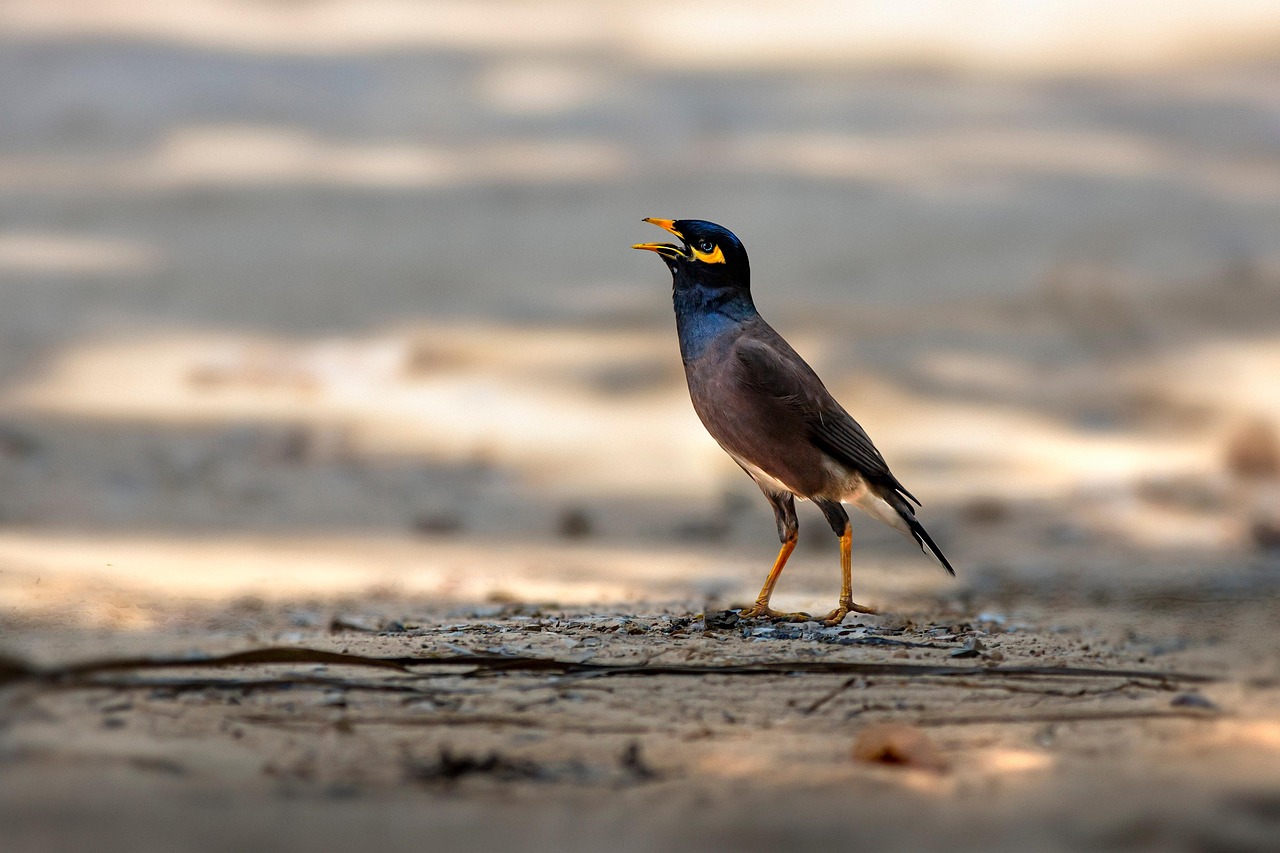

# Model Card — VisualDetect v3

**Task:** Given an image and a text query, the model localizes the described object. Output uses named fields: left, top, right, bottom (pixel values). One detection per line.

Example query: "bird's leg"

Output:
left=738, top=492, right=811, bottom=622
left=823, top=523, right=878, bottom=625
left=817, top=501, right=877, bottom=626
left=738, top=534, right=813, bottom=621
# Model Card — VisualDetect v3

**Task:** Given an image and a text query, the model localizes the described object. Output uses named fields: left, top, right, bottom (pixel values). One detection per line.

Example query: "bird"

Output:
left=632, top=218, right=953, bottom=626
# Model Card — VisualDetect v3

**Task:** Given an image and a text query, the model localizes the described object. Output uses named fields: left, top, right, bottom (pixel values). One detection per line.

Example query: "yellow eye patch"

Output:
left=692, top=243, right=725, bottom=264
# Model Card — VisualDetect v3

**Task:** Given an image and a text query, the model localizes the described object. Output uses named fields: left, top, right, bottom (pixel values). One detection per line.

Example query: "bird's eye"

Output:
left=697, top=239, right=714, bottom=253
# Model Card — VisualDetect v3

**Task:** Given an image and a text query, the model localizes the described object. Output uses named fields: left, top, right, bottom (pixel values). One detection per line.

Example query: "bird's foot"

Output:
left=737, top=604, right=813, bottom=623
left=821, top=601, right=877, bottom=626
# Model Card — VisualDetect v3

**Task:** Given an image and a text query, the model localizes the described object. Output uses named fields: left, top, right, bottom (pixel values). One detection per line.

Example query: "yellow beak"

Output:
left=631, top=217, right=688, bottom=257
left=641, top=217, right=682, bottom=238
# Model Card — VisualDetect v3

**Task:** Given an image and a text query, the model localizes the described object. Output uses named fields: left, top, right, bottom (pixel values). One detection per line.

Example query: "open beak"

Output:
left=632, top=217, right=689, bottom=259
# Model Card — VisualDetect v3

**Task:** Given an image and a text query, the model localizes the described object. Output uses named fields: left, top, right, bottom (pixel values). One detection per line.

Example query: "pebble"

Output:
left=1170, top=692, right=1220, bottom=712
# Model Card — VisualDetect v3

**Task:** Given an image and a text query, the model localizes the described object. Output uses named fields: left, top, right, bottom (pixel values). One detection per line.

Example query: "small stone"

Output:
left=1250, top=517, right=1280, bottom=551
left=97, top=699, right=134, bottom=714
left=619, top=741, right=658, bottom=781
left=704, top=610, right=740, bottom=630
left=674, top=517, right=730, bottom=542
left=950, top=638, right=985, bottom=658
left=0, top=424, right=40, bottom=458
left=1170, top=692, right=1219, bottom=712
left=412, top=512, right=463, bottom=535
left=959, top=496, right=1009, bottom=524
left=556, top=507, right=593, bottom=539
left=1135, top=475, right=1224, bottom=512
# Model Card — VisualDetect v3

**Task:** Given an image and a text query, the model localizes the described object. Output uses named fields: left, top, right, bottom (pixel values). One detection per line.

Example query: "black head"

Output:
left=632, top=218, right=751, bottom=292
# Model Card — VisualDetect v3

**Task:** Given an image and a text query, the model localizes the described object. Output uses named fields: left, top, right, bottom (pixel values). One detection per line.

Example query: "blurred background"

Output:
left=2, top=0, right=1280, bottom=629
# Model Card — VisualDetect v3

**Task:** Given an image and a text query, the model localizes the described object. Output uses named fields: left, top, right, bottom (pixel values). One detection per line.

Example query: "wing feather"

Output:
left=733, top=333, right=920, bottom=505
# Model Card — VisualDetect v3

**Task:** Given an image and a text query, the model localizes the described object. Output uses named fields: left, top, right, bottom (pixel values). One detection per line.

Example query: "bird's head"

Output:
left=632, top=218, right=750, bottom=292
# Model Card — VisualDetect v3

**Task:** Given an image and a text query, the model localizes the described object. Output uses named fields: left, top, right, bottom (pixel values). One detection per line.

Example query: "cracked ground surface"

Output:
left=4, top=579, right=1279, bottom=852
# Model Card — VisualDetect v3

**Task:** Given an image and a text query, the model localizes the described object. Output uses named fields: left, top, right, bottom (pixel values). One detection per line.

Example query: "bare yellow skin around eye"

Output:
left=692, top=243, right=726, bottom=264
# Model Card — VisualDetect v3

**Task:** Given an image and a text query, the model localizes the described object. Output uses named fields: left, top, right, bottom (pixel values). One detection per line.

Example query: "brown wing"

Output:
left=733, top=330, right=920, bottom=506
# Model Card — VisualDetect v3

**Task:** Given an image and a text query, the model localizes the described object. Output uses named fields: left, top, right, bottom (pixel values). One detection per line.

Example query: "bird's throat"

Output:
left=672, top=284, right=757, bottom=361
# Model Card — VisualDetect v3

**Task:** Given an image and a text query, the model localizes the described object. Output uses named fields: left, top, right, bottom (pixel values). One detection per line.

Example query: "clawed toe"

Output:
left=739, top=602, right=876, bottom=625
left=821, top=601, right=878, bottom=626
left=738, top=605, right=813, bottom=623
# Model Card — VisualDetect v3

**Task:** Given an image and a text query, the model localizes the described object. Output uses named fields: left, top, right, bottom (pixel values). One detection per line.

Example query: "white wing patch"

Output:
left=828, top=459, right=913, bottom=537
left=853, top=490, right=912, bottom=536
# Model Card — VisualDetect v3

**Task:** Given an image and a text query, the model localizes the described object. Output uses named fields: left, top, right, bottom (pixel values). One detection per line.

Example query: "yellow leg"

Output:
left=737, top=535, right=812, bottom=622
left=822, top=525, right=877, bottom=625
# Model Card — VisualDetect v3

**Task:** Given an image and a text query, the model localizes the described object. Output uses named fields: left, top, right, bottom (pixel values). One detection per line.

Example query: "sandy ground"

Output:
left=3, top=2, right=1280, bottom=850
left=3, top=572, right=1280, bottom=852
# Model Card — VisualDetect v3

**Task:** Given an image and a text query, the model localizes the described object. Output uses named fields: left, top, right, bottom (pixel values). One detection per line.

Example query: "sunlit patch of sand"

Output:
left=0, top=0, right=603, bottom=54
left=693, top=748, right=774, bottom=780
left=829, top=369, right=1214, bottom=502
left=0, top=324, right=1222, bottom=509
left=0, top=125, right=629, bottom=192
left=4, top=0, right=1279, bottom=72
left=0, top=527, right=946, bottom=637
left=624, top=0, right=1280, bottom=71
left=475, top=61, right=613, bottom=116
left=0, top=232, right=162, bottom=276
left=1212, top=719, right=1280, bottom=751
left=0, top=326, right=723, bottom=499
left=4, top=121, right=1275, bottom=200
left=693, top=737, right=956, bottom=793
left=1139, top=337, right=1280, bottom=423
left=0, top=317, right=1247, bottom=561
left=722, top=130, right=1280, bottom=199
left=978, top=748, right=1054, bottom=775
left=0, top=531, right=707, bottom=613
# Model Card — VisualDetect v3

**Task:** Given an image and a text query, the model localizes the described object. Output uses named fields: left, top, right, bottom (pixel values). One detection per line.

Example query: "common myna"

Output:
left=633, top=218, right=953, bottom=625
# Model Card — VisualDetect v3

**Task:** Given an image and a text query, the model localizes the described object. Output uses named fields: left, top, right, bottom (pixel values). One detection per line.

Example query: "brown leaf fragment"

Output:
left=851, top=723, right=949, bottom=772
left=1225, top=418, right=1280, bottom=479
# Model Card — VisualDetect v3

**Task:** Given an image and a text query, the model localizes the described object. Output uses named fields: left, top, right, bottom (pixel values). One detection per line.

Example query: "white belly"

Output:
left=727, top=451, right=910, bottom=535
left=727, top=451, right=800, bottom=497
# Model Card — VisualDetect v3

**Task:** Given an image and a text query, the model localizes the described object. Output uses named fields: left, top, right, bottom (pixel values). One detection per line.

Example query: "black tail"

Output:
left=886, top=489, right=955, bottom=576
left=905, top=514, right=955, bottom=576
